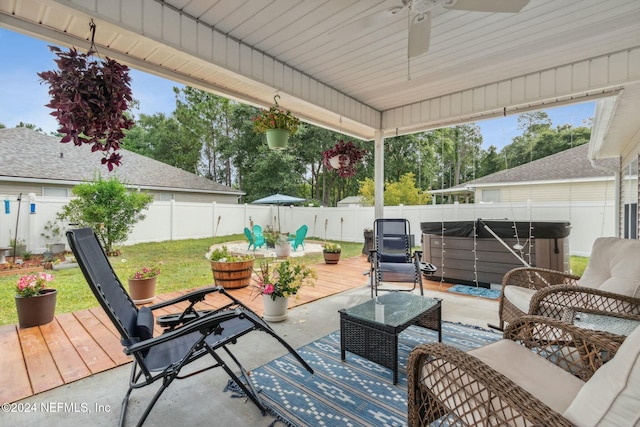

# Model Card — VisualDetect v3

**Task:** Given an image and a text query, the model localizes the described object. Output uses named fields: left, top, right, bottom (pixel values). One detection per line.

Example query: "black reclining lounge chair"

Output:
left=67, top=227, right=313, bottom=427
left=370, top=218, right=425, bottom=297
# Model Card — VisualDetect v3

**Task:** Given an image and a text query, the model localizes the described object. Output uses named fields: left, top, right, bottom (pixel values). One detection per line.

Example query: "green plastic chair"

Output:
left=244, top=227, right=265, bottom=250
left=252, top=225, right=266, bottom=248
left=288, top=225, right=308, bottom=251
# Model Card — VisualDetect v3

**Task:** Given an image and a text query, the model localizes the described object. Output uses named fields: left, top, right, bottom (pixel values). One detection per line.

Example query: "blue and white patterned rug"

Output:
left=227, top=322, right=501, bottom=427
left=447, top=284, right=502, bottom=300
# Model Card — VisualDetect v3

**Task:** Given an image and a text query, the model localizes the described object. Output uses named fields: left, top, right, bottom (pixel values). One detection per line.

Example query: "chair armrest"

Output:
left=124, top=308, right=243, bottom=355
left=504, top=315, right=621, bottom=380
left=147, top=286, right=221, bottom=310
left=407, top=342, right=573, bottom=427
left=530, top=285, right=640, bottom=319
left=502, top=267, right=580, bottom=293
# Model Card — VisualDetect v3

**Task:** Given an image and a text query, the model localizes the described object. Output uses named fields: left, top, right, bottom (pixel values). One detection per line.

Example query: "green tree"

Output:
left=174, top=87, right=235, bottom=183
left=58, top=176, right=153, bottom=253
left=123, top=113, right=200, bottom=172
left=16, top=122, right=44, bottom=133
left=359, top=173, right=430, bottom=206
left=478, top=145, right=505, bottom=177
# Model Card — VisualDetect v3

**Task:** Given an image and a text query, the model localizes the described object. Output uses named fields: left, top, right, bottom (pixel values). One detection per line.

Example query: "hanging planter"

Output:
left=322, top=140, right=366, bottom=178
left=253, top=95, right=300, bottom=150
left=37, top=21, right=134, bottom=170
left=265, top=129, right=290, bottom=150
left=328, top=155, right=349, bottom=169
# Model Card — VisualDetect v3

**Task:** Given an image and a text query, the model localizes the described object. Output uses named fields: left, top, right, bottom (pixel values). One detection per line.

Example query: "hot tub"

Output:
left=421, top=220, right=571, bottom=287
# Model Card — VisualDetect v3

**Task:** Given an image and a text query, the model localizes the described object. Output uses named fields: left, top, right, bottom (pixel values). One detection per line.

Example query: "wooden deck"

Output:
left=2, top=255, right=410, bottom=404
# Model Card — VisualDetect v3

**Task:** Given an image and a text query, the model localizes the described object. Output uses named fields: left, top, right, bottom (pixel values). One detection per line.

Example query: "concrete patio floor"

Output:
left=3, top=283, right=499, bottom=426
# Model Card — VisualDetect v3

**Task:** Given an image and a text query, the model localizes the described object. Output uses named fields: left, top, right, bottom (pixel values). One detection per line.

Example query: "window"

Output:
left=481, top=189, right=500, bottom=203
left=43, top=187, right=69, bottom=197
left=159, top=193, right=174, bottom=201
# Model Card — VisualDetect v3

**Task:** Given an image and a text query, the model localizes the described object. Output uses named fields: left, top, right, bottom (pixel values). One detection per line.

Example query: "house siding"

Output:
left=478, top=180, right=615, bottom=203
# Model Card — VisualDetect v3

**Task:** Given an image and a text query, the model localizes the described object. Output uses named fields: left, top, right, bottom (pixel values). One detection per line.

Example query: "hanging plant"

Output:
left=322, top=140, right=366, bottom=178
left=38, top=45, right=134, bottom=170
left=252, top=95, right=301, bottom=135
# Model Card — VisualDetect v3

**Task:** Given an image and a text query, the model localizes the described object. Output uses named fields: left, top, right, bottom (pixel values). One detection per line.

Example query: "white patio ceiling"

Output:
left=1, top=0, right=639, bottom=160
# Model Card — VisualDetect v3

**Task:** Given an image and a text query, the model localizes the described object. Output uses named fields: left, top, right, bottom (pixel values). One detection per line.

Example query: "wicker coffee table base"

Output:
left=340, top=300, right=441, bottom=384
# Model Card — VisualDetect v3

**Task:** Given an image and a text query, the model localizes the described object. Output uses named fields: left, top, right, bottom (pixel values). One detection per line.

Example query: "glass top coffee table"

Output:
left=562, top=308, right=640, bottom=337
left=339, top=292, right=442, bottom=384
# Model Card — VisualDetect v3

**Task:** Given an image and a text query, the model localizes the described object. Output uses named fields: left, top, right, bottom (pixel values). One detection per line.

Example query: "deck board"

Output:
left=39, top=319, right=91, bottom=384
left=1, top=256, right=452, bottom=402
left=18, top=326, right=64, bottom=394
left=56, top=312, right=116, bottom=374
left=0, top=324, right=32, bottom=403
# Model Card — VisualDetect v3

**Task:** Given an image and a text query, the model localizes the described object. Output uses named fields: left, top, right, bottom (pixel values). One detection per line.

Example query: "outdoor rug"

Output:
left=447, top=284, right=502, bottom=300
left=226, top=322, right=501, bottom=427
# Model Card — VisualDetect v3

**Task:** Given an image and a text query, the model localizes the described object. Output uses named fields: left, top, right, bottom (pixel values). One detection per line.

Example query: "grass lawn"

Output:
left=0, top=235, right=590, bottom=326
left=0, top=235, right=364, bottom=326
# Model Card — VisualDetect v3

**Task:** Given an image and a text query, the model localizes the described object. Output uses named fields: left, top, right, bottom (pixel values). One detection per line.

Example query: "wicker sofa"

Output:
left=407, top=315, right=639, bottom=426
left=499, top=237, right=640, bottom=330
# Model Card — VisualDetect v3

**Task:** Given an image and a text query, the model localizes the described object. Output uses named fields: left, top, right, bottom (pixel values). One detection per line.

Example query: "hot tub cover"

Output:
left=420, top=219, right=570, bottom=239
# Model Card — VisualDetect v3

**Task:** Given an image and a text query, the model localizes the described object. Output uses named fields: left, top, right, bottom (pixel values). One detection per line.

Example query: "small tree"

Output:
left=59, top=176, right=153, bottom=253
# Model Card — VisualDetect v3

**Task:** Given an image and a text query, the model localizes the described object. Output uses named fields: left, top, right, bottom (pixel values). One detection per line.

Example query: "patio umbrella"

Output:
left=252, top=193, right=306, bottom=232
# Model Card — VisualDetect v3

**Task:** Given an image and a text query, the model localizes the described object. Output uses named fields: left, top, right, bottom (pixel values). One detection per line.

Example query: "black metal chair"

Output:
left=369, top=218, right=424, bottom=297
left=66, top=227, right=313, bottom=427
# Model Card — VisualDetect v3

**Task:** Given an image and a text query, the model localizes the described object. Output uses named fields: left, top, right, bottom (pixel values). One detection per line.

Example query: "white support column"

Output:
left=374, top=130, right=384, bottom=219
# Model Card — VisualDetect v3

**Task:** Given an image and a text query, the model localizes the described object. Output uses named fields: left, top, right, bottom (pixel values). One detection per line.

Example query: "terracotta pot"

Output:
left=323, top=251, right=341, bottom=264
left=15, top=289, right=57, bottom=328
left=127, top=277, right=157, bottom=304
left=210, top=259, right=255, bottom=289
left=262, top=294, right=289, bottom=322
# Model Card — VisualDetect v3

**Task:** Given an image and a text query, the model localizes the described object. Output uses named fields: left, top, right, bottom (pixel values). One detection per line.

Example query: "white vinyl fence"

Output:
left=1, top=194, right=614, bottom=257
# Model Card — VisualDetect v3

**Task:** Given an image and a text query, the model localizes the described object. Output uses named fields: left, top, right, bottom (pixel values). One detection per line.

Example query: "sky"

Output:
left=0, top=28, right=596, bottom=150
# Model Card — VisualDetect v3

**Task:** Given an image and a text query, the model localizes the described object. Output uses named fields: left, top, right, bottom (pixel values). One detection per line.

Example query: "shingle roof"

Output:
left=451, top=143, right=619, bottom=189
left=0, top=127, right=243, bottom=195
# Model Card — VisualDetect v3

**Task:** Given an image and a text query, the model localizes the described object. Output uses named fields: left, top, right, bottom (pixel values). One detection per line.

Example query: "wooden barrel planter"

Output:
left=210, top=259, right=255, bottom=289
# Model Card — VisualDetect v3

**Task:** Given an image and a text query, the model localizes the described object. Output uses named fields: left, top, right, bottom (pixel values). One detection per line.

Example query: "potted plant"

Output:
left=263, top=226, right=278, bottom=249
left=127, top=264, right=161, bottom=304
left=322, top=242, right=342, bottom=264
left=9, top=237, right=27, bottom=258
left=322, top=140, right=366, bottom=178
left=206, top=245, right=255, bottom=289
left=252, top=259, right=316, bottom=322
left=275, top=234, right=291, bottom=258
left=253, top=95, right=301, bottom=150
left=15, top=272, right=57, bottom=328
left=38, top=45, right=134, bottom=170
left=41, top=219, right=66, bottom=254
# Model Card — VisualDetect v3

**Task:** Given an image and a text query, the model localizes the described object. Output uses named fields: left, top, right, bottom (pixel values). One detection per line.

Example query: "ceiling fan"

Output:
left=349, top=0, right=531, bottom=58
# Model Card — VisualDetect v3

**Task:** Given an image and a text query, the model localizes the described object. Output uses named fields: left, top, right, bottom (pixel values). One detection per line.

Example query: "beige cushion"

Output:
left=578, top=237, right=640, bottom=298
left=470, top=339, right=584, bottom=415
left=564, top=325, right=640, bottom=426
left=503, top=285, right=536, bottom=313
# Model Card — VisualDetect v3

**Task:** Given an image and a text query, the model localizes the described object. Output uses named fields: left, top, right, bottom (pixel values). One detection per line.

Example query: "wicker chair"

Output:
left=499, top=237, right=640, bottom=330
left=407, top=315, right=639, bottom=427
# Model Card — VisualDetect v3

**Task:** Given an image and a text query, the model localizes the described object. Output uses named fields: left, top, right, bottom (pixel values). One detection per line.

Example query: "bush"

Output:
left=58, top=176, right=153, bottom=253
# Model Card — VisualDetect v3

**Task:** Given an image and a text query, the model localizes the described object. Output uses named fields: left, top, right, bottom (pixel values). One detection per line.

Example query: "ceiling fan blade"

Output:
left=442, top=0, right=530, bottom=13
left=408, top=12, right=431, bottom=58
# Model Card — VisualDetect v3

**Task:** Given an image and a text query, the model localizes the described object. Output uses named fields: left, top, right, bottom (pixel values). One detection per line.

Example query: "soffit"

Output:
left=0, top=0, right=639, bottom=144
